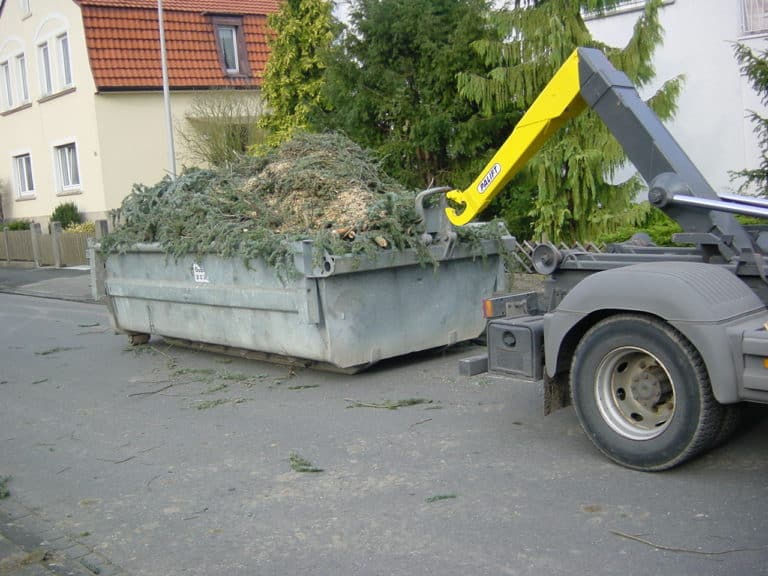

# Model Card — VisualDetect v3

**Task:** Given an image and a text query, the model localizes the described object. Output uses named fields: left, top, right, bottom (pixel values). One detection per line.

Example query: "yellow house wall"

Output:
left=94, top=91, right=200, bottom=216
left=1, top=1, right=262, bottom=227
left=0, top=0, right=102, bottom=225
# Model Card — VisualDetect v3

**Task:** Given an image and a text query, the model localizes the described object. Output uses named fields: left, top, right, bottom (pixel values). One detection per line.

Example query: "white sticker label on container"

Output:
left=192, top=263, right=210, bottom=283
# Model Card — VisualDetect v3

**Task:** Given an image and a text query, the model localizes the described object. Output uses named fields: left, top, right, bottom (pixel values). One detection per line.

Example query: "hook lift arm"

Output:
left=445, top=47, right=762, bottom=264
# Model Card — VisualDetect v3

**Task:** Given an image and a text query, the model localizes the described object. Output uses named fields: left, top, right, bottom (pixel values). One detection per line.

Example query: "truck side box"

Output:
left=487, top=315, right=544, bottom=380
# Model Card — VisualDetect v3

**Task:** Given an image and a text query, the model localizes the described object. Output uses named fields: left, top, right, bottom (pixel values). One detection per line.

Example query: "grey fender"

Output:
left=543, top=261, right=767, bottom=403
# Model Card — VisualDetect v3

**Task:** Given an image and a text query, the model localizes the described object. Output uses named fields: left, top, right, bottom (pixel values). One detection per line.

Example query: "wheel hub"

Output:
left=629, top=365, right=668, bottom=408
left=595, top=347, right=676, bottom=441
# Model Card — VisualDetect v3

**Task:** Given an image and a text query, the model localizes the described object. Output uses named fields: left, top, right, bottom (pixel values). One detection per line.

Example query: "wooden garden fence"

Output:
left=0, top=221, right=109, bottom=267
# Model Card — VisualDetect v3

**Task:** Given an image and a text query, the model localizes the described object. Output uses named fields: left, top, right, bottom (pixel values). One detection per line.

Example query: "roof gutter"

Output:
left=95, top=85, right=261, bottom=93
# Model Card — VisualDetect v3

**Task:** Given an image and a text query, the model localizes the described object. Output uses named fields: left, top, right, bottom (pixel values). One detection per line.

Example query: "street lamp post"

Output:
left=157, top=0, right=177, bottom=179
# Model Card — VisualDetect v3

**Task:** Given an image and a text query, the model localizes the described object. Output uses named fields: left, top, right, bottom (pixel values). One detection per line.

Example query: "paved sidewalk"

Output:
left=0, top=264, right=94, bottom=304
left=0, top=501, right=121, bottom=576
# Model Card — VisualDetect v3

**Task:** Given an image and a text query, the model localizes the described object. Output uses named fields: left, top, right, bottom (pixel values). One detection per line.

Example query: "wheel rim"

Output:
left=594, top=346, right=675, bottom=441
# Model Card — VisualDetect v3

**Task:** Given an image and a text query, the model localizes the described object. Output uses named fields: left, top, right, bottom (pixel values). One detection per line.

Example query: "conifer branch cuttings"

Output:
left=101, top=132, right=507, bottom=278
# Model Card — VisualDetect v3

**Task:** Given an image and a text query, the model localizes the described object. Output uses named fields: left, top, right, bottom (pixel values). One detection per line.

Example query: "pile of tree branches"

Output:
left=101, top=132, right=505, bottom=277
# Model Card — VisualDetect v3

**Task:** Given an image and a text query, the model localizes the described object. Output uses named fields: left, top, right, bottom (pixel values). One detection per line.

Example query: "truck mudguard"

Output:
left=543, top=261, right=768, bottom=404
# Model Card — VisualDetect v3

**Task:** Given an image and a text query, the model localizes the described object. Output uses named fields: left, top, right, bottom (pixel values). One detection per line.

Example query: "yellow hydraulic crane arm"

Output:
left=446, top=46, right=756, bottom=259
left=446, top=49, right=586, bottom=226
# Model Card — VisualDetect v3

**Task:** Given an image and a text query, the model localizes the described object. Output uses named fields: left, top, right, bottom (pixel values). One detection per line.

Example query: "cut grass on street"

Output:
left=289, top=453, right=323, bottom=473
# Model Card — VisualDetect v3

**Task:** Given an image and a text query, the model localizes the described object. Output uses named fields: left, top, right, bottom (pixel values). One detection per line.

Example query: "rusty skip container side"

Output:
left=101, top=236, right=514, bottom=370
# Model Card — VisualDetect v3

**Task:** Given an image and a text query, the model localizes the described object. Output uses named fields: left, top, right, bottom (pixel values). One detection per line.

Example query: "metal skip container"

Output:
left=97, top=200, right=515, bottom=371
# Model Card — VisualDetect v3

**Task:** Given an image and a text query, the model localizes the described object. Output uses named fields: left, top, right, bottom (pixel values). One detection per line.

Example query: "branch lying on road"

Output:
left=610, top=530, right=767, bottom=556
left=344, top=398, right=433, bottom=410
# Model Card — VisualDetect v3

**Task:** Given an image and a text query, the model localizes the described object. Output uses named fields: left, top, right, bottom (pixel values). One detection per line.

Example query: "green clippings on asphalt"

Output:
left=174, top=368, right=216, bottom=376
left=0, top=475, right=10, bottom=499
left=77, top=531, right=91, bottom=538
left=35, top=346, right=84, bottom=356
left=239, top=373, right=271, bottom=388
left=195, top=399, right=228, bottom=410
left=121, top=344, right=155, bottom=356
left=425, top=494, right=456, bottom=503
left=32, top=378, right=48, bottom=385
left=289, top=453, right=323, bottom=473
left=218, top=372, right=249, bottom=381
left=203, top=383, right=228, bottom=394
left=345, top=398, right=433, bottom=410
left=287, top=384, right=319, bottom=390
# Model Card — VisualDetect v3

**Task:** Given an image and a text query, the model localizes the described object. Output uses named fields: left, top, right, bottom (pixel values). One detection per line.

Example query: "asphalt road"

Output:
left=0, top=265, right=92, bottom=303
left=1, top=293, right=767, bottom=575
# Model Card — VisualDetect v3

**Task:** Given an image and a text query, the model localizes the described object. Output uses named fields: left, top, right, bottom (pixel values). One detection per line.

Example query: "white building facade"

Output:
left=587, top=0, right=768, bottom=194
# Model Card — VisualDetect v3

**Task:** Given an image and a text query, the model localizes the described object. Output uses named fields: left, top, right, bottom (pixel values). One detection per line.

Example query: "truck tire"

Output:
left=712, top=404, right=743, bottom=448
left=570, top=314, right=724, bottom=471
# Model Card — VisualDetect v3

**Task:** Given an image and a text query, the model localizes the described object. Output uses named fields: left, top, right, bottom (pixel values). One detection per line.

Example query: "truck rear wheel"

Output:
left=570, top=314, right=724, bottom=471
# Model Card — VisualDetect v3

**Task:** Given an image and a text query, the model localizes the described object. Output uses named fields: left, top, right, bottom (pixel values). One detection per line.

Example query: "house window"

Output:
left=217, top=26, right=239, bottom=73
left=57, top=33, right=72, bottom=87
left=12, top=154, right=34, bottom=198
left=604, top=0, right=645, bottom=9
left=212, top=16, right=250, bottom=76
left=583, top=0, right=674, bottom=20
left=742, top=0, right=768, bottom=35
left=36, top=32, right=73, bottom=98
left=54, top=143, right=80, bottom=192
left=16, top=53, right=29, bottom=103
left=0, top=61, right=12, bottom=109
left=38, top=41, right=52, bottom=95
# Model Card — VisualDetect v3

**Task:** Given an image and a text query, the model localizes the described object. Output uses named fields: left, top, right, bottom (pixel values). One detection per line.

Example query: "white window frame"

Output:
left=53, top=142, right=81, bottom=193
left=57, top=32, right=72, bottom=87
left=15, top=53, right=29, bottom=103
left=12, top=152, right=35, bottom=198
left=217, top=26, right=239, bottom=73
left=38, top=40, right=52, bottom=96
left=583, top=0, right=674, bottom=20
left=742, top=0, right=768, bottom=36
left=36, top=27, right=74, bottom=98
left=0, top=60, right=12, bottom=110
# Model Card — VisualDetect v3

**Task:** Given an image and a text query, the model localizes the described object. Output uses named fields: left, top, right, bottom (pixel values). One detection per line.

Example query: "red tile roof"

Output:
left=76, top=0, right=280, bottom=90
left=77, top=0, right=280, bottom=12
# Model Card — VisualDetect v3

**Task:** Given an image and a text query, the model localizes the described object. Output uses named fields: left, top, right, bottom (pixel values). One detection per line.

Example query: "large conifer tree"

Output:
left=259, top=0, right=336, bottom=145
left=316, top=0, right=510, bottom=189
left=731, top=42, right=768, bottom=195
left=459, top=0, right=681, bottom=242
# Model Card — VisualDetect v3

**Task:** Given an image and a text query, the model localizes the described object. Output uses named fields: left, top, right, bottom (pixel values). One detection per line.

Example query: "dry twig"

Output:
left=610, top=530, right=766, bottom=556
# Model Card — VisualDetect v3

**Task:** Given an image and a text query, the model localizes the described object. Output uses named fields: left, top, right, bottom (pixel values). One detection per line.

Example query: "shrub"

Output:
left=6, top=219, right=30, bottom=231
left=50, top=202, right=83, bottom=229
left=178, top=90, right=266, bottom=167
left=594, top=205, right=682, bottom=247
left=66, top=221, right=96, bottom=234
